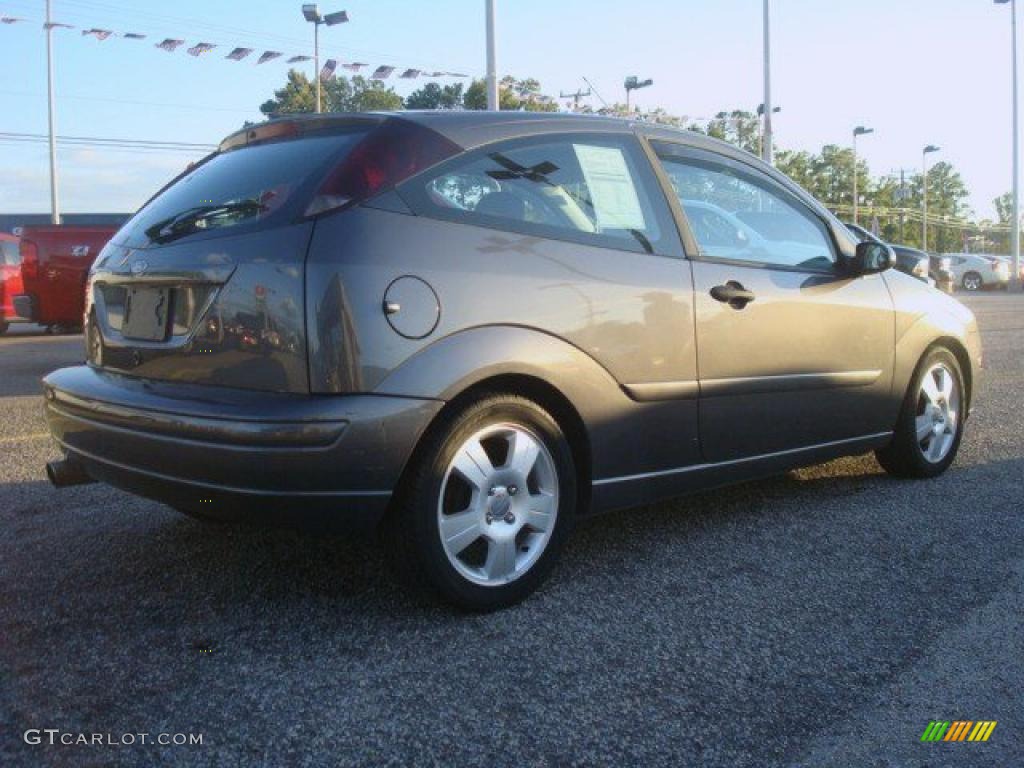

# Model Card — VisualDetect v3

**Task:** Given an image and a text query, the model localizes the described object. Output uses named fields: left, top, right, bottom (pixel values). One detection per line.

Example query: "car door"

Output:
left=651, top=142, right=895, bottom=462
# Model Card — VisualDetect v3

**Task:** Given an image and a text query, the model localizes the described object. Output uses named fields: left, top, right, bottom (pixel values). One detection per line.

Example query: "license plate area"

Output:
left=122, top=287, right=172, bottom=341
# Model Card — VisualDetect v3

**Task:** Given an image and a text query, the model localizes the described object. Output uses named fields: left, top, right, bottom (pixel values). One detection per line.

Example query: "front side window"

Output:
left=405, top=136, right=678, bottom=256
left=657, top=151, right=836, bottom=271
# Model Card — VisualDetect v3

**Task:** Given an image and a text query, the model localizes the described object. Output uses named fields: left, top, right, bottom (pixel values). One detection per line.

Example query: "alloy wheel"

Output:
left=915, top=362, right=960, bottom=463
left=437, top=423, right=559, bottom=587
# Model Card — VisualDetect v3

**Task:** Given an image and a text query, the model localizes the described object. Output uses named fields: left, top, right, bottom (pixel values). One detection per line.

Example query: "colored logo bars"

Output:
left=920, top=720, right=997, bottom=742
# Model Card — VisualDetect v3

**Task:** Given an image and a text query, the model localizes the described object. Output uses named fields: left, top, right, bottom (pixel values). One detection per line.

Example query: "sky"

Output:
left=0, top=0, right=1016, bottom=218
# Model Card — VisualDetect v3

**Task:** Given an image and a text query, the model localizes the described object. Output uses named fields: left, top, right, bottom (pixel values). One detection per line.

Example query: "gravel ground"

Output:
left=1, top=295, right=1021, bottom=767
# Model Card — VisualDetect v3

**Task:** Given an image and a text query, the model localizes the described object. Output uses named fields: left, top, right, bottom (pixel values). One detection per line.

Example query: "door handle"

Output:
left=710, top=281, right=756, bottom=309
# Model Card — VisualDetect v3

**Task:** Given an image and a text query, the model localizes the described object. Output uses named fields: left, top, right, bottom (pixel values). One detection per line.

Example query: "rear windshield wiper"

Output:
left=144, top=199, right=267, bottom=243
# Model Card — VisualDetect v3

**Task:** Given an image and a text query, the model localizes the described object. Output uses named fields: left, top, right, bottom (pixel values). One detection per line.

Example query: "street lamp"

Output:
left=852, top=126, right=874, bottom=225
left=301, top=4, right=349, bottom=113
left=996, top=0, right=1021, bottom=290
left=757, top=103, right=780, bottom=158
left=922, top=144, right=941, bottom=251
left=45, top=0, right=60, bottom=224
left=762, top=0, right=774, bottom=163
left=624, top=76, right=652, bottom=113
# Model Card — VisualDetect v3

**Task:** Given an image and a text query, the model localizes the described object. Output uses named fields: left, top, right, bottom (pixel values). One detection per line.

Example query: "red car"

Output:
left=13, top=225, right=117, bottom=331
left=0, top=233, right=23, bottom=335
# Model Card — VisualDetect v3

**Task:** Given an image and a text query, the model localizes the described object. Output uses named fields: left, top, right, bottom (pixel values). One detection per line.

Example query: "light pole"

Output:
left=922, top=144, right=941, bottom=251
left=624, top=76, right=652, bottom=114
left=996, top=0, right=1021, bottom=290
left=757, top=103, right=780, bottom=158
left=46, top=0, right=60, bottom=225
left=762, top=0, right=774, bottom=163
left=486, top=0, right=498, bottom=110
left=852, top=126, right=874, bottom=225
left=301, top=5, right=348, bottom=113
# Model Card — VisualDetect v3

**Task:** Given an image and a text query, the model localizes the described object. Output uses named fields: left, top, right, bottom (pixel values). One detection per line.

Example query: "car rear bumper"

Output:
left=43, top=366, right=443, bottom=529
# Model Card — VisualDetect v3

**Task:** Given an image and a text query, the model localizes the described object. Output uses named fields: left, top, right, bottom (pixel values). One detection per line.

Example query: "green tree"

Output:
left=404, top=82, right=465, bottom=110
left=260, top=70, right=402, bottom=116
left=994, top=192, right=1014, bottom=224
left=705, top=110, right=760, bottom=156
left=463, top=76, right=556, bottom=111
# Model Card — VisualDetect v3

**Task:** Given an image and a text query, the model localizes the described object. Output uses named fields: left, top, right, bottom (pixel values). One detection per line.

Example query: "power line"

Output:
left=0, top=88, right=255, bottom=114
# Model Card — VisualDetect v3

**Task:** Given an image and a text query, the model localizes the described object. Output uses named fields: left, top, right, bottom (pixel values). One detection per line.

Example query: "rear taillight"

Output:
left=20, top=239, right=38, bottom=279
left=306, top=118, right=461, bottom=216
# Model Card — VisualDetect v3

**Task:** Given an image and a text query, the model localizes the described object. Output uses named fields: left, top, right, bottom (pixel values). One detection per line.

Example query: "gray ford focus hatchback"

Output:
left=43, top=112, right=981, bottom=610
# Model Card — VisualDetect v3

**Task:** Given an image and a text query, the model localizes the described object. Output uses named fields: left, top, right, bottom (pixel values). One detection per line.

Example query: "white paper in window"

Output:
left=573, top=144, right=646, bottom=231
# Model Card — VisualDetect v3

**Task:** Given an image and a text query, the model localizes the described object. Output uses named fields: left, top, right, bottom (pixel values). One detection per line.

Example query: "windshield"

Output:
left=117, top=130, right=368, bottom=247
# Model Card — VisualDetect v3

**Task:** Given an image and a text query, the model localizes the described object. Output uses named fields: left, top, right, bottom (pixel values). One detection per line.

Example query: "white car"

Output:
left=944, top=253, right=1011, bottom=291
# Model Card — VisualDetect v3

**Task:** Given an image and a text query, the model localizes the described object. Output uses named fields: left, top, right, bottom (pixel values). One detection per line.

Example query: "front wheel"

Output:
left=961, top=272, right=983, bottom=291
left=876, top=347, right=965, bottom=478
left=386, top=393, right=576, bottom=611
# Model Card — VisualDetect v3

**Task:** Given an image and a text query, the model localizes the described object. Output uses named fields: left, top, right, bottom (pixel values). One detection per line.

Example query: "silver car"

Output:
left=945, top=252, right=1011, bottom=291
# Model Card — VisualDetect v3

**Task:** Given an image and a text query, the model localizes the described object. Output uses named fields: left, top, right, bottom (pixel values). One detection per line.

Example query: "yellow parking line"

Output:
left=0, top=432, right=51, bottom=444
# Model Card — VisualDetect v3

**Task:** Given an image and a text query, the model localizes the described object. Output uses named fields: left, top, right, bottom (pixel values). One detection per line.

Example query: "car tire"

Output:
left=961, top=272, right=983, bottom=291
left=876, top=347, right=965, bottom=479
left=385, top=393, right=576, bottom=611
left=0, top=320, right=8, bottom=335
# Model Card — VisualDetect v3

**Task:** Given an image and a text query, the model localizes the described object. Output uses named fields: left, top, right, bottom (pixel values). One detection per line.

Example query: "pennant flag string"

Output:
left=1, top=15, right=477, bottom=81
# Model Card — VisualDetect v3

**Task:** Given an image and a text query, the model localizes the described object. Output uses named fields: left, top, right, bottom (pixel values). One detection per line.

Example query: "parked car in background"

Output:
left=43, top=113, right=981, bottom=610
left=844, top=223, right=932, bottom=285
left=928, top=253, right=956, bottom=293
left=945, top=253, right=1011, bottom=291
left=0, top=232, right=24, bottom=334
left=13, top=225, right=117, bottom=331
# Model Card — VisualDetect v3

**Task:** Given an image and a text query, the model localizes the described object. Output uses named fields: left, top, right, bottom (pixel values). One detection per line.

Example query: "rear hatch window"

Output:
left=115, top=129, right=369, bottom=249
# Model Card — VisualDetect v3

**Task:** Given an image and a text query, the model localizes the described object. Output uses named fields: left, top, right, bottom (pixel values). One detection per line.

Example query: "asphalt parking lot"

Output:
left=1, top=294, right=1021, bottom=767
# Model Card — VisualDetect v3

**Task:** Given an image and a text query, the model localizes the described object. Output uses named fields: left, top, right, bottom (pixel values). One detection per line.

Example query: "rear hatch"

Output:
left=86, top=118, right=379, bottom=394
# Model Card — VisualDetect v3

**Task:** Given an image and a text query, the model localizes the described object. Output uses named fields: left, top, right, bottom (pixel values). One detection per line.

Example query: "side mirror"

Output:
left=849, top=241, right=895, bottom=275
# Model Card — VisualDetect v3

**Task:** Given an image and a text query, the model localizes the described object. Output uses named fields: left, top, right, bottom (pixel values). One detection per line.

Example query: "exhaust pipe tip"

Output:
left=46, top=457, right=96, bottom=488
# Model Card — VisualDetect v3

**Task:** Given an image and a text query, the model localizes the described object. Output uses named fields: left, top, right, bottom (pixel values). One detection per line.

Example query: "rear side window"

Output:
left=402, top=135, right=681, bottom=257
left=118, top=131, right=368, bottom=247
left=1, top=240, right=19, bottom=266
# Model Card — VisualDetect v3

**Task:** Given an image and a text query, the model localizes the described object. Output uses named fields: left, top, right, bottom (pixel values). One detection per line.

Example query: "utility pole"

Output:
left=762, top=0, right=773, bottom=164
left=486, top=0, right=498, bottom=110
left=852, top=126, right=874, bottom=225
left=996, top=0, right=1021, bottom=289
left=46, top=0, right=60, bottom=225
left=923, top=145, right=941, bottom=251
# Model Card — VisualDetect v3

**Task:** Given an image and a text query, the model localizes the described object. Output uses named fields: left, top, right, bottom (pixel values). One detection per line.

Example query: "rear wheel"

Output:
left=876, top=347, right=965, bottom=478
left=961, top=272, right=983, bottom=291
left=386, top=393, right=576, bottom=611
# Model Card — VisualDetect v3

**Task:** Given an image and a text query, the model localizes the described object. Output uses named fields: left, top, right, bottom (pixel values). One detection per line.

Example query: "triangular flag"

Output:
left=227, top=47, right=254, bottom=61
left=400, top=69, right=421, bottom=79
left=155, top=38, right=185, bottom=52
left=187, top=42, right=217, bottom=57
left=43, top=21, right=74, bottom=30
left=319, top=59, right=338, bottom=82
left=287, top=55, right=312, bottom=63
left=2, top=16, right=24, bottom=24
left=342, top=62, right=366, bottom=72
left=257, top=51, right=283, bottom=65
left=82, top=28, right=113, bottom=40
left=123, top=32, right=146, bottom=40
left=371, top=65, right=394, bottom=80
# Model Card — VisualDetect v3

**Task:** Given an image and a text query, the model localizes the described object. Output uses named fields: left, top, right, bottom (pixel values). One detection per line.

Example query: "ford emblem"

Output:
left=130, top=260, right=149, bottom=276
